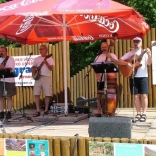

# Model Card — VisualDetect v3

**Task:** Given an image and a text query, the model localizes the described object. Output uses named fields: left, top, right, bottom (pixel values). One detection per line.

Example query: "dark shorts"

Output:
left=0, top=81, right=16, bottom=97
left=130, top=77, right=148, bottom=95
left=97, top=82, right=104, bottom=90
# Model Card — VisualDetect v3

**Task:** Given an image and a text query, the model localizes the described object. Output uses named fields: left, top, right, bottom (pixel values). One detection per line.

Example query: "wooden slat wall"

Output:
left=6, top=28, right=156, bottom=109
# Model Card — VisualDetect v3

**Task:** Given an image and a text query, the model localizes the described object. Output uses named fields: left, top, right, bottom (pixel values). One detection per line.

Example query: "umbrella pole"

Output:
left=63, top=14, right=68, bottom=115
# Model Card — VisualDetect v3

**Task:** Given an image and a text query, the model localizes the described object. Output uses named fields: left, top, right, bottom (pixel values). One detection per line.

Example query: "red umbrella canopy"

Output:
left=0, top=0, right=150, bottom=114
left=0, top=0, right=150, bottom=44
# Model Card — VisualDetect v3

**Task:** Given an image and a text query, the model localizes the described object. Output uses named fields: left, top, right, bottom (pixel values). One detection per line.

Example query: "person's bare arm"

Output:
left=44, top=60, right=53, bottom=71
left=146, top=48, right=152, bottom=65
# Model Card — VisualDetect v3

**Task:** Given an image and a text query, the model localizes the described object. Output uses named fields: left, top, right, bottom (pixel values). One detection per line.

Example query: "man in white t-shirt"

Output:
left=119, top=37, right=152, bottom=122
left=94, top=41, right=118, bottom=117
left=31, top=45, right=55, bottom=117
left=0, top=46, right=16, bottom=119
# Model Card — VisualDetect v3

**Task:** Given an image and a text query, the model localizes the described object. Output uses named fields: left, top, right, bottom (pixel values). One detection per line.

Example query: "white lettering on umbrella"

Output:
left=16, top=11, right=48, bottom=16
left=7, top=35, right=17, bottom=40
left=16, top=16, right=34, bottom=35
left=0, top=0, right=42, bottom=14
left=72, top=35, right=94, bottom=41
left=81, top=15, right=119, bottom=33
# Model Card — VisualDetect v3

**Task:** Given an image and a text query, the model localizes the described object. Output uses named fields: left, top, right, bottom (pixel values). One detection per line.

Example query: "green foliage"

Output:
left=70, top=41, right=101, bottom=76
left=0, top=0, right=6, bottom=3
left=0, top=38, right=21, bottom=47
left=115, top=0, right=156, bottom=27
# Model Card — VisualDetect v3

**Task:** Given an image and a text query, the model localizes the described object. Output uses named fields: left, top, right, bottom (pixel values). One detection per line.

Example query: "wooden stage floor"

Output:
left=0, top=108, right=156, bottom=140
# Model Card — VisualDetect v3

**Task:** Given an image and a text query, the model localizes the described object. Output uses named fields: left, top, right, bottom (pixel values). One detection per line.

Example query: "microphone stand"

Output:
left=84, top=69, right=91, bottom=117
left=131, top=47, right=137, bottom=124
left=13, top=53, right=33, bottom=122
left=84, top=52, right=101, bottom=118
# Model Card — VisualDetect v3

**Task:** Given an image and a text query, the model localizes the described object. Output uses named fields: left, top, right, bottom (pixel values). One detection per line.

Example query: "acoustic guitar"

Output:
left=32, top=54, right=52, bottom=80
left=119, top=41, right=156, bottom=78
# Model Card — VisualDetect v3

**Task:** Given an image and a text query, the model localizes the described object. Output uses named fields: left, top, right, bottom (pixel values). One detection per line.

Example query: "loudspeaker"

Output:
left=89, top=117, right=131, bottom=138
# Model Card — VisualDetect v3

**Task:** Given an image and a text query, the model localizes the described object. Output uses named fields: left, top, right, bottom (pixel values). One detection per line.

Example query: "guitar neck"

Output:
left=37, top=62, right=44, bottom=71
left=136, top=44, right=152, bottom=61
left=37, top=55, right=51, bottom=71
left=1, top=56, right=9, bottom=66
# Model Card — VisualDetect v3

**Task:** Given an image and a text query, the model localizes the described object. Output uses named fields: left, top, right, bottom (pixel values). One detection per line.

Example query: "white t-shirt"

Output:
left=0, top=56, right=15, bottom=83
left=120, top=49, right=148, bottom=77
left=94, top=53, right=118, bottom=82
left=33, top=56, right=55, bottom=76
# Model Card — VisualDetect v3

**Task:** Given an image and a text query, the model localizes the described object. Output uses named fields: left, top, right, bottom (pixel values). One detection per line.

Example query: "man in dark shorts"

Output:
left=0, top=46, right=16, bottom=119
left=119, top=37, right=152, bottom=122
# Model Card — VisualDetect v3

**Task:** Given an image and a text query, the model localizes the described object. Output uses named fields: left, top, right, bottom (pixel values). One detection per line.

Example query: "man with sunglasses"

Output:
left=119, top=37, right=152, bottom=122
left=31, top=45, right=55, bottom=117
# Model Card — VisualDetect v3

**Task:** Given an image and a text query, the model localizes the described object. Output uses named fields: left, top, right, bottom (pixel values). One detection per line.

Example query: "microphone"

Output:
left=0, top=53, right=2, bottom=57
left=29, top=52, right=33, bottom=55
left=96, top=50, right=102, bottom=55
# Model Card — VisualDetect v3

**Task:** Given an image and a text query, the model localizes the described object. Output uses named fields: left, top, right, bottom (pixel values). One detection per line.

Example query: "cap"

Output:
left=133, top=37, right=142, bottom=42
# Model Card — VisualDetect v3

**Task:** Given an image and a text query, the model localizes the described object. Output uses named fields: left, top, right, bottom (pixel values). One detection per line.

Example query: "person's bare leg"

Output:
left=96, top=93, right=102, bottom=114
left=134, top=94, right=141, bottom=114
left=7, top=97, right=12, bottom=112
left=35, top=95, right=40, bottom=112
left=45, top=96, right=50, bottom=112
left=140, top=94, right=148, bottom=114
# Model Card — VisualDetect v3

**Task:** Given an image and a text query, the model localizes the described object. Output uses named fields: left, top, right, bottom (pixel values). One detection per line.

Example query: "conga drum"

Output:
left=102, top=73, right=117, bottom=115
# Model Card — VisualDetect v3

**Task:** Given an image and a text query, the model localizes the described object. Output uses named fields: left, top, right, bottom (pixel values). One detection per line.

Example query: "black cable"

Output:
left=71, top=134, right=79, bottom=156
left=16, top=116, right=58, bottom=134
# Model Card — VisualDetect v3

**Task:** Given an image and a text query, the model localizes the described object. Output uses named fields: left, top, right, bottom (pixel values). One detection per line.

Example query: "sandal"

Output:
left=44, top=111, right=50, bottom=115
left=94, top=114, right=101, bottom=117
left=43, top=111, right=50, bottom=117
left=33, top=112, right=40, bottom=117
left=140, top=114, right=146, bottom=122
left=135, top=114, right=141, bottom=122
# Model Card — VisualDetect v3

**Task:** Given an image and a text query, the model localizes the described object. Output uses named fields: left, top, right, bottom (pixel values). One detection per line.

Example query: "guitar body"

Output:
left=119, top=41, right=156, bottom=77
left=32, top=70, right=41, bottom=80
left=119, top=54, right=142, bottom=78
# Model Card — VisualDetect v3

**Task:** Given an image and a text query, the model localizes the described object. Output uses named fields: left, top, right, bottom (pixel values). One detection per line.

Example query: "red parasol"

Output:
left=0, top=0, right=150, bottom=113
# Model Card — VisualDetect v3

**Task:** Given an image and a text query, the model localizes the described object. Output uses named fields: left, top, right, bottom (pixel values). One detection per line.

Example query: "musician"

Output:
left=31, top=45, right=55, bottom=117
left=94, top=41, right=118, bottom=117
left=119, top=37, right=152, bottom=122
left=0, top=46, right=16, bottom=119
